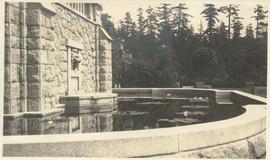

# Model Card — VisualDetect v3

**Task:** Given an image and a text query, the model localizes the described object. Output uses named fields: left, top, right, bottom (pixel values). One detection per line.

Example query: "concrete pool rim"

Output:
left=3, top=89, right=266, bottom=158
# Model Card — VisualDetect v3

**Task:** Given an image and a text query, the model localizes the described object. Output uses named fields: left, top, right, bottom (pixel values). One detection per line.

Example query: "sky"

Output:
left=101, top=1, right=268, bottom=35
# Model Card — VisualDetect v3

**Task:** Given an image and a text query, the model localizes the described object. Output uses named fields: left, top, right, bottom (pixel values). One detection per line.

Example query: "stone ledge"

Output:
left=113, top=88, right=153, bottom=93
left=3, top=112, right=24, bottom=120
left=59, top=93, right=118, bottom=115
left=118, top=97, right=153, bottom=99
left=66, top=39, right=84, bottom=50
left=60, top=93, right=117, bottom=100
left=4, top=107, right=64, bottom=120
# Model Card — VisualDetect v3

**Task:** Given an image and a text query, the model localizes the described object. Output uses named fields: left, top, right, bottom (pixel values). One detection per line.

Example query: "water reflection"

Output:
left=4, top=98, right=245, bottom=136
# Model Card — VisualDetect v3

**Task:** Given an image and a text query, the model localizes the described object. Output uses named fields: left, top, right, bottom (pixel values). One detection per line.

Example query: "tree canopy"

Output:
left=102, top=3, right=268, bottom=88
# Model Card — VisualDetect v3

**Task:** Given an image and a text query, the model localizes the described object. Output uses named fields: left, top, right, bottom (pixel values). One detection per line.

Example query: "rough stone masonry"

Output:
left=4, top=2, right=112, bottom=124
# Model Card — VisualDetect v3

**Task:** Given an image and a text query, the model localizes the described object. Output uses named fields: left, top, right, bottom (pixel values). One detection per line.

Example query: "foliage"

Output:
left=245, top=23, right=254, bottom=39
left=201, top=4, right=219, bottom=43
left=191, top=47, right=218, bottom=82
left=157, top=3, right=173, bottom=47
left=232, top=18, right=244, bottom=39
left=251, top=5, right=268, bottom=38
left=218, top=4, right=241, bottom=38
left=145, top=6, right=159, bottom=35
left=137, top=8, right=146, bottom=34
left=101, top=13, right=117, bottom=38
left=172, top=3, right=192, bottom=35
left=101, top=3, right=268, bottom=88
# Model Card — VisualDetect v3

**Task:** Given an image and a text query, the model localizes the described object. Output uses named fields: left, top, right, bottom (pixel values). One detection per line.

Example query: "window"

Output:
left=66, top=3, right=86, bottom=17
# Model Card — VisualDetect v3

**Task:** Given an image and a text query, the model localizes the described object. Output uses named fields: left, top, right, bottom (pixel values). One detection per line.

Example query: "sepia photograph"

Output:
left=1, top=0, right=268, bottom=159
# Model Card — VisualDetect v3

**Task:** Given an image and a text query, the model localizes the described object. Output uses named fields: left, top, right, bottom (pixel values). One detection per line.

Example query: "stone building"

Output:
left=4, top=2, right=114, bottom=135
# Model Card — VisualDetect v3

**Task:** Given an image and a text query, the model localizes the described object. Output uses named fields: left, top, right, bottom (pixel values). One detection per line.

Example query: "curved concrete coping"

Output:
left=113, top=88, right=267, bottom=104
left=3, top=104, right=266, bottom=157
left=232, top=90, right=267, bottom=103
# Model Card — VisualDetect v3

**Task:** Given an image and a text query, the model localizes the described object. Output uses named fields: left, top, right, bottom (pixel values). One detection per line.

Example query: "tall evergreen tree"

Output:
left=251, top=5, right=268, bottom=38
left=189, top=25, right=194, bottom=35
left=198, top=20, right=204, bottom=36
left=201, top=4, right=219, bottom=44
left=172, top=4, right=192, bottom=35
left=123, top=12, right=135, bottom=37
left=117, top=13, right=135, bottom=40
left=192, top=48, right=219, bottom=82
left=101, top=13, right=117, bottom=38
left=217, top=21, right=227, bottom=39
left=216, top=21, right=229, bottom=78
left=145, top=6, right=159, bottom=34
left=117, top=20, right=128, bottom=39
left=157, top=3, right=173, bottom=47
left=157, top=3, right=172, bottom=28
left=245, top=23, right=254, bottom=39
left=232, top=18, right=244, bottom=39
left=137, top=8, right=146, bottom=34
left=111, top=3, right=267, bottom=88
left=218, top=4, right=241, bottom=38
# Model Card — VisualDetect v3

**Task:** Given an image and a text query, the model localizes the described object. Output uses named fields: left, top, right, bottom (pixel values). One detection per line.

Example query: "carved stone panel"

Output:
left=66, top=39, right=83, bottom=95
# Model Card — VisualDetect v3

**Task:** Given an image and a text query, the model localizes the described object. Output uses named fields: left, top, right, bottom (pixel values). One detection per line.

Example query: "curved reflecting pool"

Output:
left=4, top=97, right=245, bottom=136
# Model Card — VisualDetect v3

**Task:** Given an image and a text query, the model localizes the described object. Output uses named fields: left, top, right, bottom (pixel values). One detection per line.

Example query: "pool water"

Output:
left=3, top=98, right=245, bottom=136
left=114, top=98, right=245, bottom=130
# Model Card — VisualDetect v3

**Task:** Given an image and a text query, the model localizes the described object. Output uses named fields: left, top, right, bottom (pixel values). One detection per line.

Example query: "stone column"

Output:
left=4, top=2, right=35, bottom=135
left=99, top=39, right=112, bottom=92
left=26, top=4, right=42, bottom=112
left=4, top=2, right=13, bottom=114
left=99, top=27, right=112, bottom=93
left=26, top=3, right=56, bottom=112
left=4, top=2, right=27, bottom=114
left=95, top=25, right=100, bottom=92
left=38, top=8, right=57, bottom=111
left=19, top=3, right=28, bottom=113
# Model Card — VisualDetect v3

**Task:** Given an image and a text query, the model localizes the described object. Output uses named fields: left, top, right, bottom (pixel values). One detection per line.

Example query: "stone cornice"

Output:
left=40, top=2, right=56, bottom=14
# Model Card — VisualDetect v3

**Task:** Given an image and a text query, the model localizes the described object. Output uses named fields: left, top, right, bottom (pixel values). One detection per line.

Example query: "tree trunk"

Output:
left=256, top=17, right=259, bottom=38
left=228, top=4, right=231, bottom=39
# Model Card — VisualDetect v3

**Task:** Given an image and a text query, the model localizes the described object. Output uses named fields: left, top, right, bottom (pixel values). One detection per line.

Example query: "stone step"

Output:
left=215, top=91, right=233, bottom=105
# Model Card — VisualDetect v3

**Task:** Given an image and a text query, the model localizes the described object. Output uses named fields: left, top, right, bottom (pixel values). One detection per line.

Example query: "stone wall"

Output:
left=4, top=2, right=112, bottom=115
left=156, top=131, right=266, bottom=159
left=38, top=3, right=98, bottom=111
